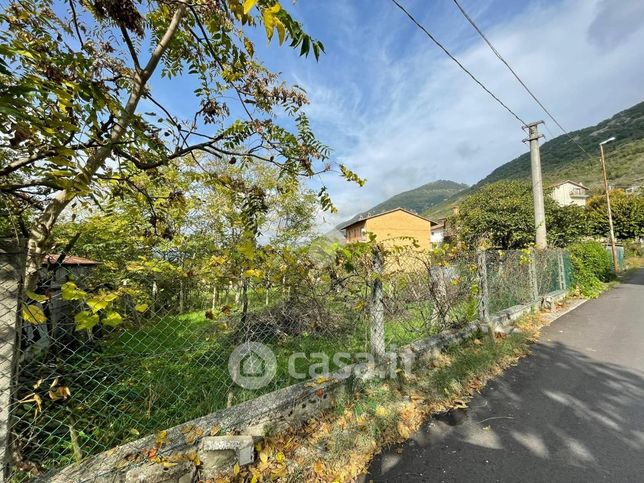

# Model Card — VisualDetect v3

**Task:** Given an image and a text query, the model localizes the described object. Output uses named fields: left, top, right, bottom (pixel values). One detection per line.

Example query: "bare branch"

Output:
left=68, top=0, right=84, bottom=48
left=120, top=25, right=141, bottom=72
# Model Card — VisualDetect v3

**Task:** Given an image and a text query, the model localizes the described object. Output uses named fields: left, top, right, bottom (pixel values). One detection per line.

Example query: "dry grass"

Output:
left=211, top=300, right=575, bottom=483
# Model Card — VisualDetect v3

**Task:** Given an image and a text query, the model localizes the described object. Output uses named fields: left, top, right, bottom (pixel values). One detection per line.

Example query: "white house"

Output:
left=430, top=219, right=446, bottom=244
left=549, top=180, right=589, bottom=207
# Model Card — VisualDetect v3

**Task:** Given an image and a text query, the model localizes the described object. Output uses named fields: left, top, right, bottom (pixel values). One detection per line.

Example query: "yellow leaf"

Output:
left=47, top=386, right=71, bottom=401
left=275, top=18, right=286, bottom=45
left=259, top=450, right=268, bottom=463
left=22, top=304, right=46, bottom=324
left=134, top=303, right=149, bottom=313
left=233, top=463, right=240, bottom=475
left=74, top=310, right=99, bottom=331
left=397, top=422, right=411, bottom=439
left=275, top=451, right=285, bottom=463
left=61, top=282, right=87, bottom=301
left=243, top=0, right=258, bottom=14
left=102, top=311, right=123, bottom=327
left=155, top=430, right=168, bottom=447
left=262, top=4, right=281, bottom=41
left=26, top=290, right=47, bottom=303
left=243, top=268, right=262, bottom=278
left=313, top=461, right=325, bottom=475
left=87, top=292, right=117, bottom=313
left=375, top=406, right=388, bottom=418
left=244, top=37, right=254, bottom=57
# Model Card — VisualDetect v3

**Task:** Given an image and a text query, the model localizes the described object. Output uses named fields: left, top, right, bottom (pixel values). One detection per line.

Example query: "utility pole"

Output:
left=599, top=137, right=619, bottom=273
left=523, top=121, right=547, bottom=249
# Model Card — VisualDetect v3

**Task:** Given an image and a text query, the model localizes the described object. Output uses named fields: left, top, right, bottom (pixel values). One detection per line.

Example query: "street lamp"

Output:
left=599, top=137, right=619, bottom=273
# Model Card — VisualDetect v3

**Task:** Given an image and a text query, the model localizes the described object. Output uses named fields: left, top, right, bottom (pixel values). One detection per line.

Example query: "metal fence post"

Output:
left=529, top=249, right=539, bottom=303
left=0, top=239, right=25, bottom=481
left=369, top=245, right=385, bottom=360
left=476, top=250, right=492, bottom=336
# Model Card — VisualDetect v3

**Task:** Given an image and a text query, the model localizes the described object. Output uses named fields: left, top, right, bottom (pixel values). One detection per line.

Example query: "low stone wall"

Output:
left=44, top=290, right=567, bottom=482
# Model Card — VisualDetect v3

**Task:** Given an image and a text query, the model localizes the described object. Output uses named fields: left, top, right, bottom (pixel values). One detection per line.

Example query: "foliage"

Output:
left=453, top=180, right=588, bottom=249
left=426, top=101, right=644, bottom=219
left=227, top=319, right=538, bottom=482
left=568, top=241, right=614, bottom=297
left=586, top=190, right=644, bottom=240
left=0, top=0, right=362, bottom=288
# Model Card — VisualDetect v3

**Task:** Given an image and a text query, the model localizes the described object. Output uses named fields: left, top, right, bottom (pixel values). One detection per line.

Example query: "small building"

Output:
left=338, top=208, right=435, bottom=250
left=549, top=180, right=589, bottom=207
left=431, top=219, right=446, bottom=244
left=40, top=254, right=100, bottom=285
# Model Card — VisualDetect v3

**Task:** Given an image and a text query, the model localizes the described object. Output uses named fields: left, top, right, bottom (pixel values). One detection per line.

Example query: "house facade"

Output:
left=430, top=218, right=447, bottom=244
left=339, top=208, right=434, bottom=250
left=549, top=180, right=589, bottom=207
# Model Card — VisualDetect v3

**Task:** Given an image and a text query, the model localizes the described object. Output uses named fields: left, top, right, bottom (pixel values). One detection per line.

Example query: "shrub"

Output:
left=568, top=241, right=614, bottom=297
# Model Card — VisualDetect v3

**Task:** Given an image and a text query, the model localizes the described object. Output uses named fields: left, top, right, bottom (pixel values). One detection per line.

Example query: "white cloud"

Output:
left=293, top=0, right=644, bottom=231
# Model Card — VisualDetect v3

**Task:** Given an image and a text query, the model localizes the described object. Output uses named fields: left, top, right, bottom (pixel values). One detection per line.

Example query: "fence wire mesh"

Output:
left=1, top=241, right=569, bottom=480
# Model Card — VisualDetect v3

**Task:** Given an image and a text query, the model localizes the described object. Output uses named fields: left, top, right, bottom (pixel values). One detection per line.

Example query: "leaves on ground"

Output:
left=212, top=307, right=568, bottom=482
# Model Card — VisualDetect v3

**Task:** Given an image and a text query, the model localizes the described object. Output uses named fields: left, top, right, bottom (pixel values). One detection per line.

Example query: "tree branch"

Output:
left=25, top=4, right=188, bottom=290
left=120, top=25, right=141, bottom=72
left=68, top=0, right=85, bottom=48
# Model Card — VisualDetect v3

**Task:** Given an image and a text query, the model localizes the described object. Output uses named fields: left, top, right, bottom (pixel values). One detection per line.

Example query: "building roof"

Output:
left=338, top=207, right=435, bottom=231
left=431, top=222, right=445, bottom=231
left=549, top=180, right=589, bottom=191
left=43, top=254, right=100, bottom=266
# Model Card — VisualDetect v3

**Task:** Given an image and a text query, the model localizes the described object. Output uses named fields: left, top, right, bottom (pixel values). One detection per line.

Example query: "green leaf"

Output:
left=102, top=311, right=123, bottom=327
left=22, top=304, right=47, bottom=324
left=74, top=311, right=100, bottom=331
left=243, top=0, right=258, bottom=14
left=61, top=282, right=87, bottom=301
left=26, top=290, right=47, bottom=303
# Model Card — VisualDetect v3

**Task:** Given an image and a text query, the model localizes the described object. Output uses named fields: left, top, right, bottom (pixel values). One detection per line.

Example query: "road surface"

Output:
left=364, top=269, right=644, bottom=482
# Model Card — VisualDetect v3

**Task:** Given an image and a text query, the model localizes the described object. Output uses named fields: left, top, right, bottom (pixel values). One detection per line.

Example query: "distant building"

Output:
left=549, top=180, right=589, bottom=207
left=338, top=208, right=435, bottom=250
left=431, top=219, right=446, bottom=244
left=40, top=254, right=100, bottom=285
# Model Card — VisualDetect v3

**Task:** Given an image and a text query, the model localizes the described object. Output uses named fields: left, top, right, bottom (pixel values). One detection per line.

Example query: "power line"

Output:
left=390, top=0, right=527, bottom=126
left=451, top=0, right=596, bottom=161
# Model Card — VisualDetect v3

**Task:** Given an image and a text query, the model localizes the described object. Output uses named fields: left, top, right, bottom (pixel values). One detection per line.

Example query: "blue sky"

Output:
left=155, top=0, right=644, bottom=230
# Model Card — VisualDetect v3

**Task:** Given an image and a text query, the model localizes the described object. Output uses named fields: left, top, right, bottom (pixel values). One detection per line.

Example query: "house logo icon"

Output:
left=228, top=342, right=277, bottom=389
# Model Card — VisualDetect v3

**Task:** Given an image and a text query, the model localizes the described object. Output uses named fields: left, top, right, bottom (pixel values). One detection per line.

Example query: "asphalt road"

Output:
left=364, top=269, right=644, bottom=482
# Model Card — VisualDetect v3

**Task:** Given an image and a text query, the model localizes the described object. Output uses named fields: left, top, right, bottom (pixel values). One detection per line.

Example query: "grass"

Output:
left=11, top=280, right=561, bottom=479
left=224, top=311, right=552, bottom=482
left=14, top=303, right=444, bottom=476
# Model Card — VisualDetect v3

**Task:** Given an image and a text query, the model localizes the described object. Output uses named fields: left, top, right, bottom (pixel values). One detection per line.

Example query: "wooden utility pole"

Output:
left=523, top=121, right=547, bottom=249
left=599, top=137, right=619, bottom=273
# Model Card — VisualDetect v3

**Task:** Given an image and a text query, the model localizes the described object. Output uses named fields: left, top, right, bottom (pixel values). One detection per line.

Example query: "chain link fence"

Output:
left=0, top=239, right=570, bottom=481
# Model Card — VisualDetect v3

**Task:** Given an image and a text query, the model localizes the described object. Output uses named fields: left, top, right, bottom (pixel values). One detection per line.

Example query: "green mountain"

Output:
left=425, top=100, right=644, bottom=219
left=335, top=179, right=468, bottom=229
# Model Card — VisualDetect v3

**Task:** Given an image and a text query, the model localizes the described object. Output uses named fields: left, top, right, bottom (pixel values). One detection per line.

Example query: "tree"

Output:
left=0, top=0, right=360, bottom=289
left=454, top=180, right=589, bottom=249
left=586, top=190, right=644, bottom=240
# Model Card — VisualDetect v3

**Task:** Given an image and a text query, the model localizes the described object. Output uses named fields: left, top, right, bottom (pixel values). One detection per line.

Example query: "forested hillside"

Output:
left=425, top=101, right=644, bottom=219
left=335, top=180, right=467, bottom=229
